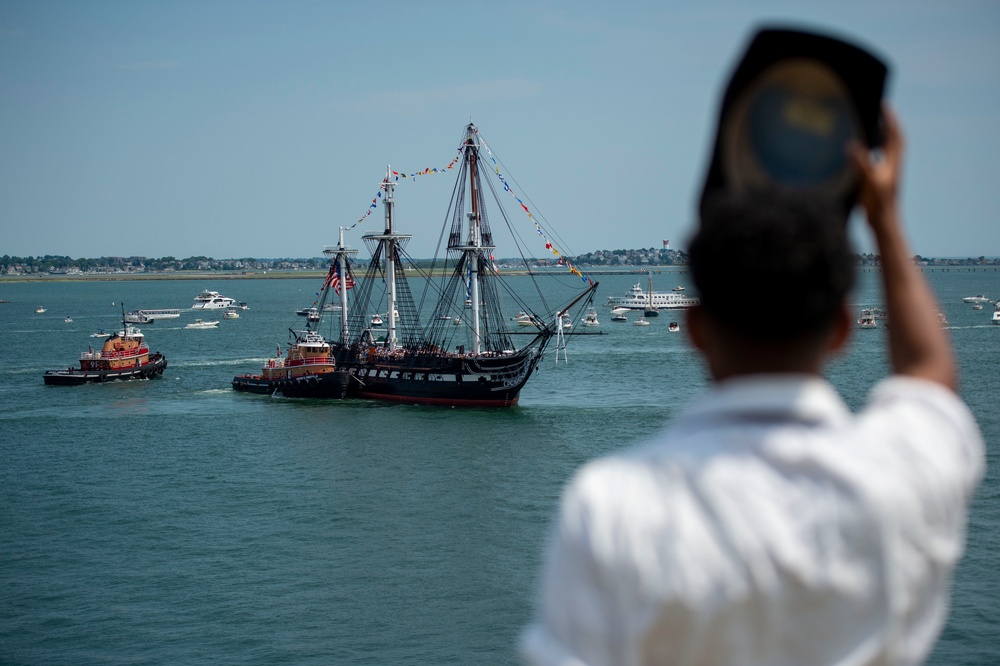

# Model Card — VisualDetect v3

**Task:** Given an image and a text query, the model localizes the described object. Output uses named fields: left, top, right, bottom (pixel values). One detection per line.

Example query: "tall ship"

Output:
left=606, top=278, right=700, bottom=310
left=233, top=123, right=597, bottom=406
left=192, top=290, right=236, bottom=309
left=43, top=310, right=168, bottom=385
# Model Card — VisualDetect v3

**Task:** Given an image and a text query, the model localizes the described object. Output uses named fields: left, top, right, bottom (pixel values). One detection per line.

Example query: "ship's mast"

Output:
left=323, top=227, right=358, bottom=342
left=458, top=123, right=494, bottom=355
left=364, top=166, right=411, bottom=352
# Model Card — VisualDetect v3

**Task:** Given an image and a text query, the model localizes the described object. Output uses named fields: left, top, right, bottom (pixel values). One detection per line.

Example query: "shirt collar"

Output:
left=680, top=374, right=852, bottom=427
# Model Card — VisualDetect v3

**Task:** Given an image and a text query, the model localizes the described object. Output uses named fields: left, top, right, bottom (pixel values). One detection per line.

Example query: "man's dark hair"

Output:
left=688, top=189, right=856, bottom=342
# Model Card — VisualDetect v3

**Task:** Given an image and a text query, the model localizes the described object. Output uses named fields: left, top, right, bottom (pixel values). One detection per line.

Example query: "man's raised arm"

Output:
left=850, top=107, right=957, bottom=391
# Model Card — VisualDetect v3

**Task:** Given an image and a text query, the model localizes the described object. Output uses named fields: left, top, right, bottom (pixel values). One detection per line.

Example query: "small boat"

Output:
left=296, top=306, right=319, bottom=318
left=962, top=295, right=989, bottom=303
left=633, top=318, right=650, bottom=326
left=223, top=308, right=240, bottom=319
left=992, top=304, right=1000, bottom=325
left=90, top=329, right=110, bottom=339
left=972, top=302, right=984, bottom=310
left=610, top=307, right=630, bottom=315
left=644, top=273, right=660, bottom=317
left=236, top=302, right=249, bottom=310
left=35, top=306, right=45, bottom=314
left=581, top=309, right=600, bottom=327
left=43, top=310, right=167, bottom=385
left=514, top=311, right=540, bottom=327
left=192, top=290, right=237, bottom=309
left=611, top=312, right=628, bottom=322
left=672, top=285, right=686, bottom=292
left=370, top=313, right=384, bottom=327
left=232, top=330, right=350, bottom=399
left=185, top=319, right=220, bottom=329
left=668, top=322, right=680, bottom=332
left=560, top=314, right=573, bottom=330
left=857, top=313, right=877, bottom=329
left=64, top=316, right=73, bottom=323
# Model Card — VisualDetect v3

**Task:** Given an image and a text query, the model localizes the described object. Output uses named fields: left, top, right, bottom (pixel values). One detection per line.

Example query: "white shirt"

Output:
left=522, top=375, right=984, bottom=666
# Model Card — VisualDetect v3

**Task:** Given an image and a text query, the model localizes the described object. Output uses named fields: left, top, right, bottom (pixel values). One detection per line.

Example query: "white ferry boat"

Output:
left=192, top=290, right=236, bottom=309
left=606, top=282, right=699, bottom=310
left=138, top=308, right=181, bottom=320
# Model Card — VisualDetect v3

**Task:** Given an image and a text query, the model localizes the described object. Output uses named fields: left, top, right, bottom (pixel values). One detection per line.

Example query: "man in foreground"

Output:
left=521, top=109, right=984, bottom=665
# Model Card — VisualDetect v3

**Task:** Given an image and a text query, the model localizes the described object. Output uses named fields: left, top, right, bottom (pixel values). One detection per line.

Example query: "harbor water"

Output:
left=1, top=269, right=998, bottom=664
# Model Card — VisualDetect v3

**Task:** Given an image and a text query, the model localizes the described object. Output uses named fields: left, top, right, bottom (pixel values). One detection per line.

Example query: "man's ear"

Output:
left=686, top=305, right=708, bottom=353
left=827, top=303, right=853, bottom=355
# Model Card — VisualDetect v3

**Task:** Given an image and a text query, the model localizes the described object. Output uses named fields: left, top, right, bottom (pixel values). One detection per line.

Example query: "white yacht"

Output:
left=607, top=282, right=699, bottom=310
left=185, top=319, right=220, bottom=329
left=581, top=309, right=600, bottom=327
left=192, top=290, right=236, bottom=309
left=962, top=294, right=990, bottom=303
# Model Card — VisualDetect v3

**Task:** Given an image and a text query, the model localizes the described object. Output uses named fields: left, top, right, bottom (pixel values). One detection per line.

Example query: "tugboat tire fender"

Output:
left=100, top=371, right=107, bottom=382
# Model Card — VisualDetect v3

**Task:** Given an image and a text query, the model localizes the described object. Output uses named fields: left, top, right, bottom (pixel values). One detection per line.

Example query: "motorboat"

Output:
left=972, top=302, right=984, bottom=310
left=223, top=308, right=240, bottom=319
left=963, top=295, right=990, bottom=303
left=560, top=314, right=573, bottom=330
left=514, top=311, right=540, bottom=327
left=185, top=319, right=220, bottom=329
left=993, top=303, right=1000, bottom=325
left=90, top=329, right=111, bottom=338
left=581, top=309, right=600, bottom=327
left=611, top=312, right=628, bottom=322
left=668, top=321, right=680, bottom=332
left=35, top=306, right=45, bottom=314
left=236, top=302, right=249, bottom=310
left=633, top=318, right=650, bottom=326
left=43, top=317, right=167, bottom=385
left=370, top=313, right=384, bottom=327
left=672, top=285, right=686, bottom=292
left=232, top=330, right=350, bottom=399
left=857, top=312, right=877, bottom=329
left=192, top=290, right=237, bottom=309
left=64, top=316, right=73, bottom=323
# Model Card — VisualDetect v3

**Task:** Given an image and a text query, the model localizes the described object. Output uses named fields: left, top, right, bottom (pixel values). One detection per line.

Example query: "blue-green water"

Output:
left=1, top=270, right=997, bottom=664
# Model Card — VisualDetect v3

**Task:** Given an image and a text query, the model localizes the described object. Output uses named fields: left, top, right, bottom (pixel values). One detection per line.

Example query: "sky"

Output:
left=1, top=0, right=998, bottom=260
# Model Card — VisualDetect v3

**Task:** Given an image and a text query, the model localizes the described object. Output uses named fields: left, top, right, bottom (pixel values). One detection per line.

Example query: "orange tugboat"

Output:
left=43, top=315, right=167, bottom=385
left=231, top=329, right=350, bottom=398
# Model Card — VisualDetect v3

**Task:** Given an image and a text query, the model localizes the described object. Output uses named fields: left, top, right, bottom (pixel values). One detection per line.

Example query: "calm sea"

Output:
left=1, top=270, right=997, bottom=665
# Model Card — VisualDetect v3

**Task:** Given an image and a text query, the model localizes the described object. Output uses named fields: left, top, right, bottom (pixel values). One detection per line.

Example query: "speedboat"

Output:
left=514, top=311, right=540, bottom=327
left=668, top=322, right=680, bottom=332
left=64, top=316, right=73, bottom=323
left=43, top=322, right=167, bottom=385
left=192, top=290, right=236, bottom=309
left=90, top=329, right=111, bottom=338
left=993, top=304, right=1000, bottom=325
left=972, top=302, right=984, bottom=310
left=370, top=313, right=384, bottom=327
left=963, top=295, right=989, bottom=303
left=857, top=313, right=877, bottom=329
left=581, top=309, right=600, bottom=327
left=223, top=308, right=240, bottom=319
left=35, top=306, right=45, bottom=314
left=560, top=314, right=573, bottom=330
left=633, top=318, right=650, bottom=326
left=185, top=319, right=220, bottom=329
left=611, top=312, right=628, bottom=322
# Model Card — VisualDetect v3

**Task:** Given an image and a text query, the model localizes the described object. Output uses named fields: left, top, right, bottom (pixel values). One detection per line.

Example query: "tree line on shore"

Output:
left=3, top=249, right=999, bottom=276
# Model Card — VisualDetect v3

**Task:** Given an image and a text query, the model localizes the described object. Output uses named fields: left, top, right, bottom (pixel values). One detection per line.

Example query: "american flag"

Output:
left=324, top=263, right=356, bottom=295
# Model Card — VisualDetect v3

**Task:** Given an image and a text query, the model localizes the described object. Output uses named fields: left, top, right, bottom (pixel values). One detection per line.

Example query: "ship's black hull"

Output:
left=43, top=354, right=168, bottom=386
left=337, top=347, right=543, bottom=407
left=232, top=371, right=351, bottom=399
